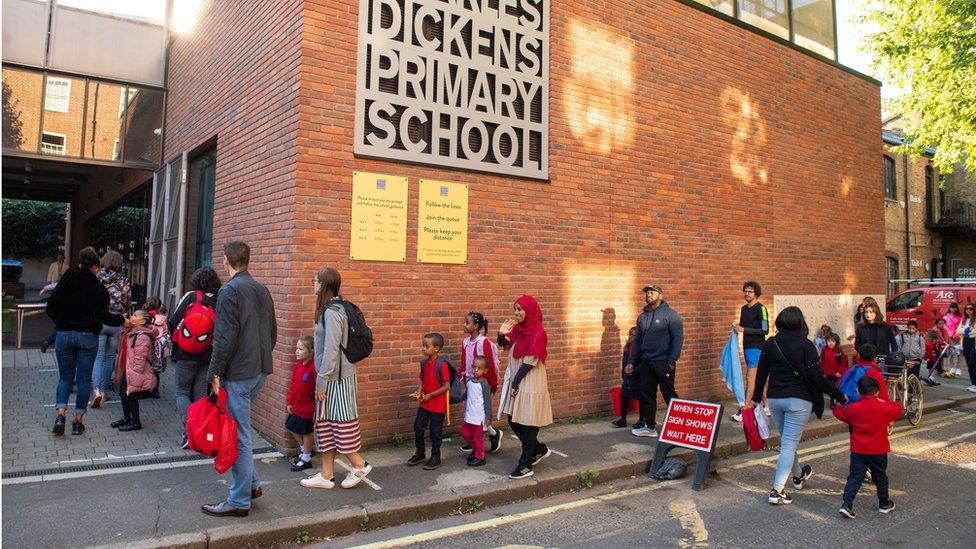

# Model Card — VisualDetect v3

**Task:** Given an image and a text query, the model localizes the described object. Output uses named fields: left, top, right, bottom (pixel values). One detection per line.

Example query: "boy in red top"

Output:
left=407, top=333, right=451, bottom=470
left=849, top=344, right=890, bottom=402
left=285, top=336, right=317, bottom=471
left=833, top=376, right=903, bottom=519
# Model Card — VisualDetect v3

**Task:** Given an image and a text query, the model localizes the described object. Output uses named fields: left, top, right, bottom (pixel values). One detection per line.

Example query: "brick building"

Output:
left=882, top=115, right=976, bottom=295
left=4, top=0, right=885, bottom=448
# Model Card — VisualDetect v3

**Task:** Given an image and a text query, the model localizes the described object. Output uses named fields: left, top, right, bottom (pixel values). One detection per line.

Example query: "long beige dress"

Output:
left=499, top=354, right=553, bottom=427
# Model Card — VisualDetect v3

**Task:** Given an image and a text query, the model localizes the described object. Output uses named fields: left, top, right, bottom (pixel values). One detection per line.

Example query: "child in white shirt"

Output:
left=462, top=357, right=493, bottom=466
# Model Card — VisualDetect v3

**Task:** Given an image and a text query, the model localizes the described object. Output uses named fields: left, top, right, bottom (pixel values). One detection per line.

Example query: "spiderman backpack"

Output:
left=173, top=291, right=216, bottom=355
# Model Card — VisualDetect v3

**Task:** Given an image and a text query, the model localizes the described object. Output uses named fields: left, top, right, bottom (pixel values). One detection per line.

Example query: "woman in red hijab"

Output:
left=498, top=295, right=554, bottom=479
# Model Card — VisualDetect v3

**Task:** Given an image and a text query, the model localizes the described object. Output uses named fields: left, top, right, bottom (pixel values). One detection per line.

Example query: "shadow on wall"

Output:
left=721, top=87, right=768, bottom=187
left=562, top=260, right=636, bottom=385
left=563, top=20, right=635, bottom=155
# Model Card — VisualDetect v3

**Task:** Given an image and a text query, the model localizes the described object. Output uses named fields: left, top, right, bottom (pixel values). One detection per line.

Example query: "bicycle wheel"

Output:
left=905, top=375, right=923, bottom=426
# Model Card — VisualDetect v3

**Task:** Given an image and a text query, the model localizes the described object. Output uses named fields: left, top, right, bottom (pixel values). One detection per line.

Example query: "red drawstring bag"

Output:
left=214, top=399, right=238, bottom=474
left=186, top=389, right=238, bottom=473
left=741, top=407, right=765, bottom=451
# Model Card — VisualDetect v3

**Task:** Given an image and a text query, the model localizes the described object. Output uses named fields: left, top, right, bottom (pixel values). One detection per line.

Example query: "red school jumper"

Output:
left=820, top=347, right=849, bottom=378
left=420, top=357, right=449, bottom=414
left=833, top=395, right=904, bottom=453
left=285, top=359, right=317, bottom=420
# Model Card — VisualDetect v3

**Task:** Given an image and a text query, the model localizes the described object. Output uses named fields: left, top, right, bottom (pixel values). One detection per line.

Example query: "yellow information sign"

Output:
left=350, top=172, right=408, bottom=262
left=417, top=180, right=469, bottom=264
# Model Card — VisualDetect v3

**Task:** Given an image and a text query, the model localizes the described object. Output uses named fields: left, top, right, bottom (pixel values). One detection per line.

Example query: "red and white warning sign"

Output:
left=658, top=398, right=722, bottom=452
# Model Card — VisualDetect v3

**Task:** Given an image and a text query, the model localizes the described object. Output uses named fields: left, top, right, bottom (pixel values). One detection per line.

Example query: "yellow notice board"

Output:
left=417, top=180, right=469, bottom=264
left=350, top=172, right=408, bottom=262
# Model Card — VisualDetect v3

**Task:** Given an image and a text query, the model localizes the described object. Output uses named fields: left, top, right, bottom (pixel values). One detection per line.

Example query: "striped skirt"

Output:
left=315, top=418, right=362, bottom=454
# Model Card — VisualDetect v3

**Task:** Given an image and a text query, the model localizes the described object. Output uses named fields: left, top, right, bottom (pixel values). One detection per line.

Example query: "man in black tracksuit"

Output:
left=626, top=285, right=684, bottom=437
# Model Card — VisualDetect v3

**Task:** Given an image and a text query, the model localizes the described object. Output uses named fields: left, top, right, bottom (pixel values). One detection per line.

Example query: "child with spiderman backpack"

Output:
left=459, top=311, right=503, bottom=454
left=407, top=332, right=456, bottom=471
left=837, top=344, right=890, bottom=404
left=168, top=267, right=221, bottom=449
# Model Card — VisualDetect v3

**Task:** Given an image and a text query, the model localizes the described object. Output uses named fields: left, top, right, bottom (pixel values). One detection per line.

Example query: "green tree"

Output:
left=1, top=200, right=67, bottom=260
left=2, top=81, right=25, bottom=149
left=863, top=0, right=976, bottom=173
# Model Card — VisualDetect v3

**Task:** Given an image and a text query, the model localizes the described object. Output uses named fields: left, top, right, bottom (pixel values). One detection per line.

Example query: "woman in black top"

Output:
left=854, top=302, right=898, bottom=360
left=752, top=306, right=847, bottom=505
left=168, top=267, right=221, bottom=448
left=46, top=246, right=124, bottom=436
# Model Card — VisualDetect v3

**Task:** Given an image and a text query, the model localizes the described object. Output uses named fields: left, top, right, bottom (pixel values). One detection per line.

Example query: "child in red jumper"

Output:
left=833, top=376, right=903, bottom=518
left=820, top=333, right=848, bottom=407
left=285, top=336, right=317, bottom=471
left=846, top=344, right=890, bottom=402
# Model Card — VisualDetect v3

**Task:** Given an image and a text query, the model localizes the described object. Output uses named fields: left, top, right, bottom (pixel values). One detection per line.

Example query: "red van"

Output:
left=886, top=285, right=976, bottom=332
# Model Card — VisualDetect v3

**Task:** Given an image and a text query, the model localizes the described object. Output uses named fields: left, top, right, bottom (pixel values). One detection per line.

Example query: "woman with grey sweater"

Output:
left=300, top=268, right=372, bottom=490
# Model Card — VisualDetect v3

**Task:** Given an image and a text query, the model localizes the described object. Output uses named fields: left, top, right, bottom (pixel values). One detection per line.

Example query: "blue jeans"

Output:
left=768, top=397, right=812, bottom=491
left=55, top=331, right=99, bottom=413
left=93, top=324, right=123, bottom=392
left=223, top=374, right=267, bottom=509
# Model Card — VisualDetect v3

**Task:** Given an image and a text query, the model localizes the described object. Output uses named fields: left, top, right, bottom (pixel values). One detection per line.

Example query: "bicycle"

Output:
left=882, top=359, right=923, bottom=426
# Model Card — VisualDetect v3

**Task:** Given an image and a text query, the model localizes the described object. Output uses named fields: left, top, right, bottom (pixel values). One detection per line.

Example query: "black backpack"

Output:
left=324, top=298, right=373, bottom=364
left=423, top=357, right=463, bottom=404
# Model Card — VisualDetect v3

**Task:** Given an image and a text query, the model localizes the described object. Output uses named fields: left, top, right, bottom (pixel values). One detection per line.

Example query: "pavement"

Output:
left=2, top=362, right=974, bottom=549
left=1, top=348, right=273, bottom=476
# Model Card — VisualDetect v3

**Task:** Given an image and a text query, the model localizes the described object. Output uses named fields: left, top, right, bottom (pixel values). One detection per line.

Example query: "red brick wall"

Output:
left=167, top=0, right=883, bottom=448
left=163, top=0, right=304, bottom=442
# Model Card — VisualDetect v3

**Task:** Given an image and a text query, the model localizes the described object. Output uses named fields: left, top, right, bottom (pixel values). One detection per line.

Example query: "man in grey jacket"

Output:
left=202, top=241, right=277, bottom=517
left=625, top=284, right=684, bottom=438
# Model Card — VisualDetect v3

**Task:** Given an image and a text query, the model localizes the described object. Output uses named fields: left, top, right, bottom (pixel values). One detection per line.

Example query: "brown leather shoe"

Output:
left=251, top=487, right=263, bottom=500
left=201, top=502, right=249, bottom=517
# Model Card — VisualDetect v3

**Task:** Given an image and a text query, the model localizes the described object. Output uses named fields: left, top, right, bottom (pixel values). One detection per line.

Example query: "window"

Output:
left=192, top=150, right=216, bottom=269
left=886, top=257, right=900, bottom=296
left=118, top=87, right=138, bottom=117
left=44, top=77, right=71, bottom=112
left=925, top=166, right=936, bottom=223
left=40, top=132, right=66, bottom=155
left=884, top=155, right=897, bottom=200
left=739, top=0, right=790, bottom=39
left=113, top=139, right=121, bottom=160
left=792, top=0, right=835, bottom=58
left=887, top=290, right=923, bottom=312
left=691, top=0, right=733, bottom=16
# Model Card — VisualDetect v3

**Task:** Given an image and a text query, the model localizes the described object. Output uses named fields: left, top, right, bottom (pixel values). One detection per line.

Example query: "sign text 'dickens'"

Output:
left=658, top=399, right=721, bottom=452
left=355, top=0, right=549, bottom=180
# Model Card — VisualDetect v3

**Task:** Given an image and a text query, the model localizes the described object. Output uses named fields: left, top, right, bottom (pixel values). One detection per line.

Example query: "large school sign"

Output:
left=354, top=0, right=549, bottom=179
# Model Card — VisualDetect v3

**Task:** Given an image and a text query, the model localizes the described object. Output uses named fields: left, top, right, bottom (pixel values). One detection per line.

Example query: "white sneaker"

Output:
left=730, top=412, right=743, bottom=422
left=631, top=426, right=657, bottom=438
left=340, top=462, right=372, bottom=489
left=300, top=473, right=335, bottom=489
left=966, top=385, right=976, bottom=393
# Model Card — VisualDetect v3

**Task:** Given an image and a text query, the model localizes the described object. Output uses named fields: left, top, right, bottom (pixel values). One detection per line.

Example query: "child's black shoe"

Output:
left=611, top=418, right=627, bottom=428
left=467, top=456, right=486, bottom=467
left=406, top=453, right=426, bottom=466
left=422, top=457, right=441, bottom=470
left=839, top=503, right=856, bottom=519
left=52, top=414, right=66, bottom=436
left=488, top=430, right=503, bottom=454
left=879, top=500, right=895, bottom=514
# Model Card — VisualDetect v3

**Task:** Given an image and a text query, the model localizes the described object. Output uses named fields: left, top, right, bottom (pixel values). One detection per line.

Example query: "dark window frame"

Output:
left=883, top=155, right=897, bottom=201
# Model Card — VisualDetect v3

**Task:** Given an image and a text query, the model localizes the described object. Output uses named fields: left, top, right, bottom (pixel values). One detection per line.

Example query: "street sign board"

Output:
left=658, top=398, right=722, bottom=453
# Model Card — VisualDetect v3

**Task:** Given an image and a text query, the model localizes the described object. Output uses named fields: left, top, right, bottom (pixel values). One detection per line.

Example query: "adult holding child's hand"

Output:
left=497, top=295, right=553, bottom=480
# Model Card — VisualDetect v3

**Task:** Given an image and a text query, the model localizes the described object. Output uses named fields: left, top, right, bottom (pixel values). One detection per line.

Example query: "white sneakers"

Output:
left=631, top=426, right=657, bottom=438
left=301, top=462, right=373, bottom=489
left=730, top=412, right=743, bottom=422
left=300, top=473, right=335, bottom=489
left=340, top=462, right=372, bottom=489
left=966, top=385, right=976, bottom=393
